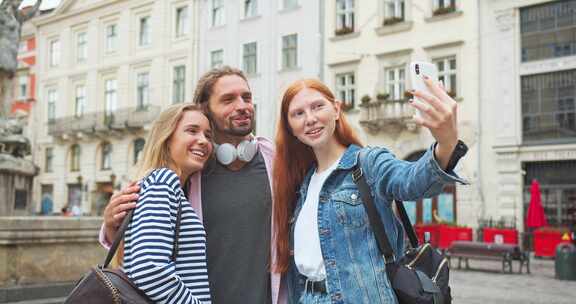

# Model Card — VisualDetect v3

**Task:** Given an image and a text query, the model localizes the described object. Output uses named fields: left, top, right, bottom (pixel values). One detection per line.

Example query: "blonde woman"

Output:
left=122, top=104, right=213, bottom=303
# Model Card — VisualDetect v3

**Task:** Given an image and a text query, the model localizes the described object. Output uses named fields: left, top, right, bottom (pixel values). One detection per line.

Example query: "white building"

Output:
left=480, top=0, right=576, bottom=231
left=30, top=0, right=200, bottom=215
left=196, top=0, right=323, bottom=139
left=324, top=0, right=482, bottom=228
left=28, top=0, right=324, bottom=215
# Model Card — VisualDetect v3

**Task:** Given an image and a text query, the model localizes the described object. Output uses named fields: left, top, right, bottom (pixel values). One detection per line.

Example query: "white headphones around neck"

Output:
left=215, top=138, right=258, bottom=165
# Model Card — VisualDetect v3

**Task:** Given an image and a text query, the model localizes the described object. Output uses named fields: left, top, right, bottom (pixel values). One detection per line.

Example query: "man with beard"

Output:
left=100, top=67, right=285, bottom=304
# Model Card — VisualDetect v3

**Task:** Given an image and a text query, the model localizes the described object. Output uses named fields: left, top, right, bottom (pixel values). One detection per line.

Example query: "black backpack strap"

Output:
left=352, top=150, right=423, bottom=262
left=394, top=200, right=420, bottom=249
left=103, top=200, right=183, bottom=268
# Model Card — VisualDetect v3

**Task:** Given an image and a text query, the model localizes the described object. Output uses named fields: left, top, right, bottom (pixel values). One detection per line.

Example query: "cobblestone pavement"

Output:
left=451, top=256, right=576, bottom=304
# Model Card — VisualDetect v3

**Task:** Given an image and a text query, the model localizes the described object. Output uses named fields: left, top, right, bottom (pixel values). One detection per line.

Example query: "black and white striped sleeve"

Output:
left=123, top=169, right=206, bottom=304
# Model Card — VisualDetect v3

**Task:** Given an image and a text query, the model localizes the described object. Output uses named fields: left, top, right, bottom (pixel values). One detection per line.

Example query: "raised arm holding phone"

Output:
left=101, top=63, right=467, bottom=303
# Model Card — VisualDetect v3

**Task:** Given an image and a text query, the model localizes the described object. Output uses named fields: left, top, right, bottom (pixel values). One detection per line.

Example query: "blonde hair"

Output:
left=113, top=103, right=207, bottom=268
left=133, top=103, right=207, bottom=181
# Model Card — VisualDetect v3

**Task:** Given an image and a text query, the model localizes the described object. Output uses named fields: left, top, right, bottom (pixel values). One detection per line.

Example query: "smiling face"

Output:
left=168, top=110, right=213, bottom=178
left=207, top=75, right=254, bottom=142
left=287, top=88, right=341, bottom=151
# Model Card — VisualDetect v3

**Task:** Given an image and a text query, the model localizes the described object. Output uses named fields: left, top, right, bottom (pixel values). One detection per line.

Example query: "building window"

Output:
left=385, top=67, right=405, bottom=100
left=212, top=0, right=224, bottom=27
left=521, top=69, right=576, bottom=144
left=520, top=1, right=576, bottom=62
left=133, top=138, right=145, bottom=165
left=105, top=79, right=117, bottom=116
left=335, top=0, right=355, bottom=35
left=137, top=72, right=150, bottom=109
left=101, top=142, right=112, bottom=170
left=70, top=144, right=81, bottom=172
left=49, top=39, right=60, bottom=67
left=244, top=0, right=257, bottom=18
left=383, top=0, right=405, bottom=25
left=47, top=89, right=57, bottom=122
left=19, top=41, right=27, bottom=52
left=75, top=85, right=86, bottom=118
left=243, top=42, right=258, bottom=75
left=282, top=34, right=298, bottom=70
left=175, top=6, right=189, bottom=37
left=18, top=75, right=28, bottom=99
left=434, top=56, right=457, bottom=97
left=173, top=65, right=186, bottom=104
left=282, top=0, right=298, bottom=10
left=106, top=24, right=117, bottom=52
left=336, top=72, right=356, bottom=110
left=45, top=147, right=53, bottom=173
left=76, top=32, right=87, bottom=63
left=432, top=0, right=456, bottom=15
left=211, top=49, right=224, bottom=68
left=139, top=16, right=151, bottom=46
left=14, top=190, right=27, bottom=210
left=523, top=161, right=576, bottom=228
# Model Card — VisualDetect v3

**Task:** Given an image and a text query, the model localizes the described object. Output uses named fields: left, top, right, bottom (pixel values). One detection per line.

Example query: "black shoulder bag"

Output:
left=352, top=160, right=452, bottom=304
left=65, top=202, right=183, bottom=304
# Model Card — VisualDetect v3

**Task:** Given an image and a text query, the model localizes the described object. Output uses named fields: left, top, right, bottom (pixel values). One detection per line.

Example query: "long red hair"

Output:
left=273, top=79, right=363, bottom=273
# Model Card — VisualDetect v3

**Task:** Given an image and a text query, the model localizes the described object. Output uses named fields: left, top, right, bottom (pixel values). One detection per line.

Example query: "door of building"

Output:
left=68, top=184, right=82, bottom=210
left=523, top=160, right=576, bottom=228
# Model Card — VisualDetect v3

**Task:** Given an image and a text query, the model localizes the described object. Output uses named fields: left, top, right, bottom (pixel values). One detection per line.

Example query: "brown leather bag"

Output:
left=65, top=202, right=182, bottom=304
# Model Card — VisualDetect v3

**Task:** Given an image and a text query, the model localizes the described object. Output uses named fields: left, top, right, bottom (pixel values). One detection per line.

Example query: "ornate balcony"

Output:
left=358, top=98, right=418, bottom=133
left=47, top=105, right=160, bottom=139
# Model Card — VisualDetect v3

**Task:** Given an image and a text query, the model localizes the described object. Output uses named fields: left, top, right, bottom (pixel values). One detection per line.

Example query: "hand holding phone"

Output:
left=407, top=61, right=439, bottom=118
left=406, top=61, right=460, bottom=170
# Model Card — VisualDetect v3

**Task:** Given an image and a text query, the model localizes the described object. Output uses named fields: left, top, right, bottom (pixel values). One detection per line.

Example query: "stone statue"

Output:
left=0, top=0, right=41, bottom=158
left=0, top=0, right=42, bottom=216
left=0, top=0, right=42, bottom=116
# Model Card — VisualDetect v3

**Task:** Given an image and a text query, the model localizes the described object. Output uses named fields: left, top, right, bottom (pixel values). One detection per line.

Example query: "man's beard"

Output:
left=217, top=118, right=254, bottom=137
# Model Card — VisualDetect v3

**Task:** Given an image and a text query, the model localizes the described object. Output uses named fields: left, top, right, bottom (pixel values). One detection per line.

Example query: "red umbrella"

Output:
left=526, top=179, right=548, bottom=229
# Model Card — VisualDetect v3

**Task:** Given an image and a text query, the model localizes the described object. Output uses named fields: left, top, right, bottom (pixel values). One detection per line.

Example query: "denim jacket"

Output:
left=286, top=144, right=467, bottom=304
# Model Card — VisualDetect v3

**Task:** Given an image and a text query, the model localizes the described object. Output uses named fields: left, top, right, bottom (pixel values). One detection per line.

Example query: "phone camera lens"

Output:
left=415, top=64, right=420, bottom=75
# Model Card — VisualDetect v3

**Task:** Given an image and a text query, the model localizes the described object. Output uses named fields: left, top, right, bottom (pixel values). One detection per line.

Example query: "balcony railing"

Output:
left=359, top=99, right=417, bottom=133
left=48, top=105, right=160, bottom=138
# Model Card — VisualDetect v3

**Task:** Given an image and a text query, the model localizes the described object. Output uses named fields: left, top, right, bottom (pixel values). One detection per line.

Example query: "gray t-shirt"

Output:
left=201, top=151, right=272, bottom=304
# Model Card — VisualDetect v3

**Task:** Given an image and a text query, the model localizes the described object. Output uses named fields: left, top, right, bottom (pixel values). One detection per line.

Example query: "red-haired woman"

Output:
left=273, top=78, right=467, bottom=303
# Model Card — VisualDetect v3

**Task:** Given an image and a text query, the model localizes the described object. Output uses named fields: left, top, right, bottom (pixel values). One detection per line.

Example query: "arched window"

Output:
left=403, top=149, right=457, bottom=225
left=133, top=138, right=145, bottom=165
left=101, top=142, right=112, bottom=170
left=70, top=144, right=81, bottom=172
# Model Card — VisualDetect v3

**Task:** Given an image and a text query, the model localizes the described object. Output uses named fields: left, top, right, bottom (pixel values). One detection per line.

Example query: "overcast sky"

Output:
left=19, top=0, right=61, bottom=10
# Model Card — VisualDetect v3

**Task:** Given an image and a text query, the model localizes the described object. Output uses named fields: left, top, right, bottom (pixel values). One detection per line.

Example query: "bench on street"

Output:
left=446, top=241, right=530, bottom=274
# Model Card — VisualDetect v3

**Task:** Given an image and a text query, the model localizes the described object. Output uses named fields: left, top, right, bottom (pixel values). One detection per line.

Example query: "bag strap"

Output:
left=103, top=200, right=183, bottom=268
left=352, top=151, right=421, bottom=262
left=394, top=199, right=420, bottom=249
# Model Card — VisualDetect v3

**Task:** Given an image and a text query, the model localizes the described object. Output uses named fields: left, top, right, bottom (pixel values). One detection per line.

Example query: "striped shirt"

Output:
left=123, top=168, right=211, bottom=304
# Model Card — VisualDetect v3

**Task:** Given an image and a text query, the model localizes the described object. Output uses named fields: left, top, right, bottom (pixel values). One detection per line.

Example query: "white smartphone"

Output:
left=407, top=61, right=439, bottom=118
